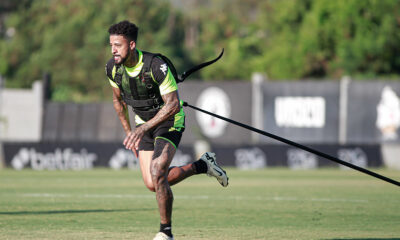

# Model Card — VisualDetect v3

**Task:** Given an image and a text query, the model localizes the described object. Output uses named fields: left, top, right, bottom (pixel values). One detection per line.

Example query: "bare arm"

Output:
left=123, top=90, right=180, bottom=150
left=112, top=87, right=132, bottom=135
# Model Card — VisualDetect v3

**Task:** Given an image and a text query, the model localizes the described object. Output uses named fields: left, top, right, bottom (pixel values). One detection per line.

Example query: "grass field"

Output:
left=0, top=168, right=400, bottom=240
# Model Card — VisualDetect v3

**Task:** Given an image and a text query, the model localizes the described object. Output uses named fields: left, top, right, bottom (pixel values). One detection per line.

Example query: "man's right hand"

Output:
left=124, top=131, right=139, bottom=158
left=124, top=126, right=147, bottom=156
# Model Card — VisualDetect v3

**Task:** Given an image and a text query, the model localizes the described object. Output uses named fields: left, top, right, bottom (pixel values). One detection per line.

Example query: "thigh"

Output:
left=152, top=138, right=177, bottom=172
left=138, top=127, right=155, bottom=151
left=139, top=150, right=154, bottom=187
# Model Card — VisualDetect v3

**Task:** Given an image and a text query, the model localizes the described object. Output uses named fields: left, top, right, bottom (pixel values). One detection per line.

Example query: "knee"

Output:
left=143, top=178, right=156, bottom=192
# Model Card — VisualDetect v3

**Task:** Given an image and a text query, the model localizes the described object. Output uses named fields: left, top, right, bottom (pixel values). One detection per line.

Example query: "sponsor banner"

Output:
left=3, top=142, right=195, bottom=170
left=3, top=142, right=382, bottom=170
left=262, top=81, right=340, bottom=144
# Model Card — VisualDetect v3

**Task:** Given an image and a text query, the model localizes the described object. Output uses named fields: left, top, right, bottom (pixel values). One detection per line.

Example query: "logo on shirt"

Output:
left=160, top=64, right=168, bottom=75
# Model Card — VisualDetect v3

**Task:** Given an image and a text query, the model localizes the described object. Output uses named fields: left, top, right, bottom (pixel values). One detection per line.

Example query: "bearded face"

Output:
left=109, top=34, right=135, bottom=65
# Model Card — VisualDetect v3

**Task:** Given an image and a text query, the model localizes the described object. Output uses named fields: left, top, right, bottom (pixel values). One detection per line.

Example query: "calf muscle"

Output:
left=151, top=139, right=176, bottom=224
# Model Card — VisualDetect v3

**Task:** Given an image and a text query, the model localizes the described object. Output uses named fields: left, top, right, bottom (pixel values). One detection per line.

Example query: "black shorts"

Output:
left=137, top=118, right=185, bottom=151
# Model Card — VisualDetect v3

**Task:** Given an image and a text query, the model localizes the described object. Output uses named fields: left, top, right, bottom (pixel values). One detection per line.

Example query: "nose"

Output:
left=111, top=46, right=117, bottom=54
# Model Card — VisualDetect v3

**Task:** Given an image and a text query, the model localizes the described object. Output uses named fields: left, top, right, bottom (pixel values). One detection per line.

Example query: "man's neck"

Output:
left=123, top=49, right=138, bottom=68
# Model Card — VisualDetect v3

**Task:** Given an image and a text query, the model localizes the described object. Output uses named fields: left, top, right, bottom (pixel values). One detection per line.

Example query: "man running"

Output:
left=105, top=20, right=229, bottom=240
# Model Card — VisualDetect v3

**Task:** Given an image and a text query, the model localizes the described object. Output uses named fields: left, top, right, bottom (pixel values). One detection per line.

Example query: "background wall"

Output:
left=0, top=81, right=43, bottom=141
left=1, top=77, right=400, bottom=170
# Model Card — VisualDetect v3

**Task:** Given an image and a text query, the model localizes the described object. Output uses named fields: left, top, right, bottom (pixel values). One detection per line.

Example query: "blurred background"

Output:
left=0, top=0, right=399, bottom=171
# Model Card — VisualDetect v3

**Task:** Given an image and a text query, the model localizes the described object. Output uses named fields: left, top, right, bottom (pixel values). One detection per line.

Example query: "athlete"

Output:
left=106, top=20, right=229, bottom=240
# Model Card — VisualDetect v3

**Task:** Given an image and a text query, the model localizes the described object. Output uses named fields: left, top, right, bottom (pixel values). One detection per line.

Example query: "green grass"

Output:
left=0, top=168, right=400, bottom=240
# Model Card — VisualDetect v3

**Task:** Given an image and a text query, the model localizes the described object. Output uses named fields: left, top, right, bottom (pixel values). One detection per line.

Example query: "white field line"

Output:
left=19, top=193, right=368, bottom=203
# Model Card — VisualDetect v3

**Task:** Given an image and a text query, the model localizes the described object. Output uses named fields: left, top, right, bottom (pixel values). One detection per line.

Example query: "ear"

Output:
left=129, top=41, right=136, bottom=50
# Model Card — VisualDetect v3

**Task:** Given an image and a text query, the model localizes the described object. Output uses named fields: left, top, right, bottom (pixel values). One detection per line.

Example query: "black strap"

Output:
left=141, top=52, right=163, bottom=106
left=142, top=52, right=159, bottom=72
left=114, top=65, right=123, bottom=85
left=106, top=58, right=114, bottom=80
left=124, top=98, right=160, bottom=108
left=133, top=108, right=159, bottom=121
left=178, top=48, right=224, bottom=82
left=111, top=64, right=127, bottom=98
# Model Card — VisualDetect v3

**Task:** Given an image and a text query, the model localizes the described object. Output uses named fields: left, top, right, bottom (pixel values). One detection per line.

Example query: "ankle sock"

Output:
left=193, top=159, right=208, bottom=174
left=160, top=223, right=172, bottom=237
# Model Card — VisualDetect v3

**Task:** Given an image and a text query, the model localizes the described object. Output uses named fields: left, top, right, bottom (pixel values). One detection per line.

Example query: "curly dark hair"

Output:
left=108, top=20, right=139, bottom=42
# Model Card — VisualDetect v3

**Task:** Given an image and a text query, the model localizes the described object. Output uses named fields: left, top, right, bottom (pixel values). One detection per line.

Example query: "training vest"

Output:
left=106, top=51, right=170, bottom=121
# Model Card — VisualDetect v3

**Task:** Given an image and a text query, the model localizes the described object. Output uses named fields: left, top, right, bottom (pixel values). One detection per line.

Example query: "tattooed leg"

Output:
left=151, top=138, right=175, bottom=224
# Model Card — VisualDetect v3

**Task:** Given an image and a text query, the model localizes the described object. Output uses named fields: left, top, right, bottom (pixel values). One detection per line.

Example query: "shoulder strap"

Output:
left=105, top=57, right=115, bottom=80
left=105, top=57, right=125, bottom=98
left=141, top=51, right=179, bottom=83
left=141, top=51, right=159, bottom=75
left=140, top=52, right=163, bottom=107
left=105, top=57, right=122, bottom=86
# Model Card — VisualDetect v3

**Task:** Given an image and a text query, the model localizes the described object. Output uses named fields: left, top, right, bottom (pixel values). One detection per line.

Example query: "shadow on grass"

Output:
left=0, top=208, right=152, bottom=215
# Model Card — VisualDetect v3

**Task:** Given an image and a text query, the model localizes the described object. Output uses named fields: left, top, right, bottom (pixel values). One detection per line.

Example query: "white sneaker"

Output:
left=201, top=152, right=229, bottom=187
left=153, top=232, right=174, bottom=240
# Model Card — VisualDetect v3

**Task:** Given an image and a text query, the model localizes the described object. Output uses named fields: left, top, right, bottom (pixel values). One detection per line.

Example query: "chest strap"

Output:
left=124, top=98, right=162, bottom=108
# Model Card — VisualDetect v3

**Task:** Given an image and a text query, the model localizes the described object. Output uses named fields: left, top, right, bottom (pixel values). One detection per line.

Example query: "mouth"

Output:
left=113, top=55, right=121, bottom=61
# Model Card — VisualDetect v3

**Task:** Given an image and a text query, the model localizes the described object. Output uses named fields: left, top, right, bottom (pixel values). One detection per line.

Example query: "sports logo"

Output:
left=11, top=147, right=97, bottom=170
left=287, top=148, right=317, bottom=169
left=196, top=87, right=231, bottom=138
left=234, top=147, right=267, bottom=169
left=337, top=148, right=367, bottom=170
left=160, top=63, right=168, bottom=75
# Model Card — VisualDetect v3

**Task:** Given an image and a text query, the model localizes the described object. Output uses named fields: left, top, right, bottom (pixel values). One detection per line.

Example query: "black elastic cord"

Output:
left=179, top=49, right=224, bottom=82
left=183, top=101, right=400, bottom=188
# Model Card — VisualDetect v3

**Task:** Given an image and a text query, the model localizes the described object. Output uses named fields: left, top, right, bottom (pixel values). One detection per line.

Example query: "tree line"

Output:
left=0, top=0, right=399, bottom=102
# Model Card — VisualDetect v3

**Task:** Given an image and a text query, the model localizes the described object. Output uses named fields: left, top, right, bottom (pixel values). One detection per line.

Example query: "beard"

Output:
left=114, top=48, right=137, bottom=67
left=113, top=51, right=126, bottom=65
left=114, top=55, right=125, bottom=65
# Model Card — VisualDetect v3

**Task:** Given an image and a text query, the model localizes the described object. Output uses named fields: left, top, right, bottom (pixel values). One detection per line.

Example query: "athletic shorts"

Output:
left=137, top=117, right=185, bottom=151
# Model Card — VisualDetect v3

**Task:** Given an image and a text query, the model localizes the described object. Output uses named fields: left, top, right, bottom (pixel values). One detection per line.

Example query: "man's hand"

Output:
left=123, top=126, right=146, bottom=156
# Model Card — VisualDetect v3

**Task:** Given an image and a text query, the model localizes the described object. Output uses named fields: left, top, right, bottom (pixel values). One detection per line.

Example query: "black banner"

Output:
left=3, top=142, right=382, bottom=170
left=212, top=144, right=382, bottom=169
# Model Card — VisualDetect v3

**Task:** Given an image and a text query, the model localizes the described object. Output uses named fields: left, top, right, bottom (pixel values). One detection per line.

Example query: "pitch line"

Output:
left=19, top=193, right=368, bottom=203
